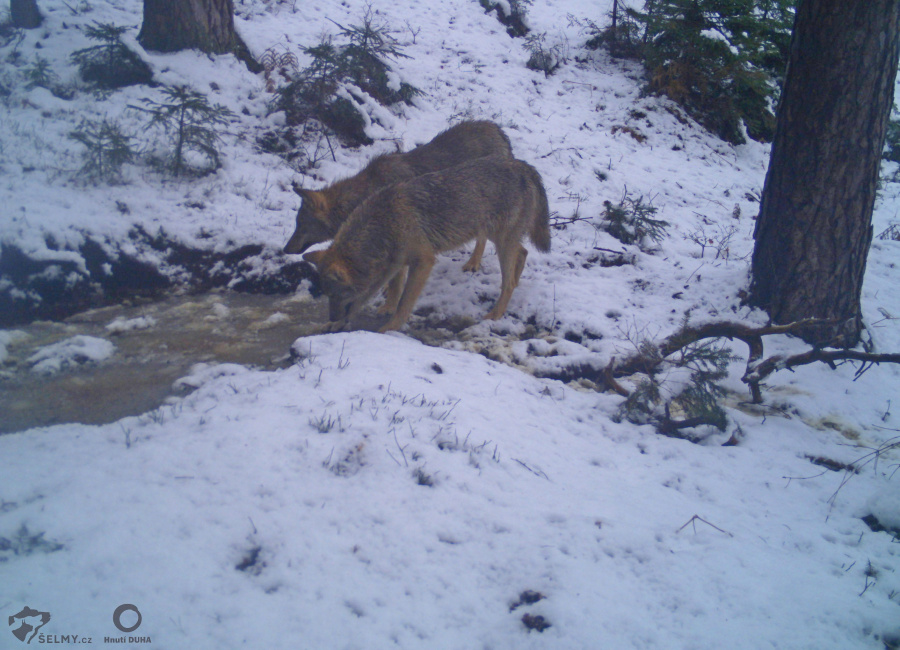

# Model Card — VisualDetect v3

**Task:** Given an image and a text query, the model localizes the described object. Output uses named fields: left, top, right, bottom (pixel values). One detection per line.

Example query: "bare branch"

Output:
left=745, top=349, right=900, bottom=388
left=599, top=315, right=900, bottom=412
left=606, top=318, right=829, bottom=402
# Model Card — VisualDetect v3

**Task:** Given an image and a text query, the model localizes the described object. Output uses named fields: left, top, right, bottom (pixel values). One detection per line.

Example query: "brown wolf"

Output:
left=283, top=120, right=512, bottom=268
left=303, top=155, right=551, bottom=333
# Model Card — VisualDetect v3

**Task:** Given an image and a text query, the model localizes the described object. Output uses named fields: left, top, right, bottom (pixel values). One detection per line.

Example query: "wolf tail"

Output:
left=525, top=164, right=551, bottom=252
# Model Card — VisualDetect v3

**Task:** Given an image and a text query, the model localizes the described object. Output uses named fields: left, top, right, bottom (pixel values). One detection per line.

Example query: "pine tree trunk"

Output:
left=749, top=0, right=900, bottom=347
left=11, top=0, right=42, bottom=29
left=138, top=0, right=260, bottom=71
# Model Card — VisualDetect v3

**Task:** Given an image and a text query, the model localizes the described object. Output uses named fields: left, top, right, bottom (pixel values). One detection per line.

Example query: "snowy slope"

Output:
left=3, top=334, right=899, bottom=648
left=2, top=0, right=900, bottom=648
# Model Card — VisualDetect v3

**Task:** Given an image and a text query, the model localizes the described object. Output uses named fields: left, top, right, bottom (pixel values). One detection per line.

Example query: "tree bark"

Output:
left=749, top=0, right=900, bottom=347
left=11, top=0, right=42, bottom=29
left=138, top=0, right=260, bottom=72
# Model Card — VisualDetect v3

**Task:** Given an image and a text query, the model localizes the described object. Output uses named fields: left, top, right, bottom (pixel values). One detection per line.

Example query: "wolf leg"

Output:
left=379, top=255, right=436, bottom=332
left=462, top=236, right=487, bottom=272
left=377, top=267, right=408, bottom=315
left=485, top=244, right=527, bottom=320
left=512, top=244, right=528, bottom=286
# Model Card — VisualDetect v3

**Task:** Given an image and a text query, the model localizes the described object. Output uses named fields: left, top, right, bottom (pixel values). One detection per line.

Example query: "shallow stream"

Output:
left=1, top=285, right=550, bottom=434
left=0, top=292, right=329, bottom=433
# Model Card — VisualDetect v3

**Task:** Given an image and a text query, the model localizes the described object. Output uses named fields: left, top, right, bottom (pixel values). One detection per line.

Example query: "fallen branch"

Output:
left=583, top=318, right=900, bottom=438
left=656, top=413, right=726, bottom=438
left=745, top=349, right=900, bottom=397
left=604, top=318, right=893, bottom=405
left=657, top=320, right=831, bottom=405
left=602, top=357, right=630, bottom=397
left=610, top=319, right=822, bottom=380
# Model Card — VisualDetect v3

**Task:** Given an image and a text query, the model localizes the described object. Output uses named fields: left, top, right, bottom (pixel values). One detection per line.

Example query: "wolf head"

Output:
left=304, top=248, right=360, bottom=324
left=284, top=187, right=334, bottom=255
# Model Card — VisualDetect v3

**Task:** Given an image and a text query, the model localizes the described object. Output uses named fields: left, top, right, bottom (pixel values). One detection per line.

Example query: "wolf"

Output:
left=303, top=155, right=551, bottom=333
left=283, top=119, right=512, bottom=268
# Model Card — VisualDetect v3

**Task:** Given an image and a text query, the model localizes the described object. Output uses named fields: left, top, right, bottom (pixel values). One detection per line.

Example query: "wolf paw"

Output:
left=376, top=302, right=396, bottom=316
left=378, top=318, right=404, bottom=333
left=317, top=320, right=347, bottom=334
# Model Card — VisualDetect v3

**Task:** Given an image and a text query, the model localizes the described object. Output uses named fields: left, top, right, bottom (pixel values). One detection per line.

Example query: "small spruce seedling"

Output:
left=68, top=118, right=136, bottom=183
left=137, top=85, right=234, bottom=175
left=24, top=55, right=58, bottom=89
left=70, top=22, right=152, bottom=89
left=601, top=191, right=670, bottom=250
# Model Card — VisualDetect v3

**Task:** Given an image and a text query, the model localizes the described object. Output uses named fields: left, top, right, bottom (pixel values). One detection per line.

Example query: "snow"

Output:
left=0, top=329, right=28, bottom=364
left=2, top=0, right=900, bottom=648
left=870, top=486, right=900, bottom=532
left=3, top=333, right=899, bottom=647
left=27, top=334, right=116, bottom=375
left=105, top=315, right=157, bottom=333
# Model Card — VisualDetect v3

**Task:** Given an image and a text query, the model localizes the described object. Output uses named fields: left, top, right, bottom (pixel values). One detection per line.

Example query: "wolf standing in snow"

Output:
left=304, top=155, right=551, bottom=333
left=283, top=120, right=512, bottom=263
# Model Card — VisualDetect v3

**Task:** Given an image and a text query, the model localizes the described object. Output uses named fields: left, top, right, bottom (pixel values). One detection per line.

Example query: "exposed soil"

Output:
left=0, top=227, right=315, bottom=328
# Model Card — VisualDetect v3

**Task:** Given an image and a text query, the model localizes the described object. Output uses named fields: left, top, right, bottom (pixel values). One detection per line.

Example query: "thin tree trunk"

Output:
left=749, top=0, right=900, bottom=347
left=11, top=0, right=42, bottom=29
left=611, top=0, right=619, bottom=43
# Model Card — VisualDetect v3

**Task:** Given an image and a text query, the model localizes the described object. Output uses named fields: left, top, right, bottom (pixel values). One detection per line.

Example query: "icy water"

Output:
left=0, top=292, right=330, bottom=434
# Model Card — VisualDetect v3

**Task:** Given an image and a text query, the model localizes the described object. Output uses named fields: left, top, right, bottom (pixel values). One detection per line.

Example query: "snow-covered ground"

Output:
left=2, top=0, right=899, bottom=647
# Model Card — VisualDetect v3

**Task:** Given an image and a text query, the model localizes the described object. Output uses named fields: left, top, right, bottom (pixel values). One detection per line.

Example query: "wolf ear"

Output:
left=304, top=191, right=330, bottom=223
left=294, top=187, right=331, bottom=224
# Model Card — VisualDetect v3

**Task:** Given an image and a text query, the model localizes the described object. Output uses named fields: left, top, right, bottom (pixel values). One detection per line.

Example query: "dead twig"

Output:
left=782, top=470, right=829, bottom=487
left=392, top=428, right=409, bottom=467
left=539, top=147, right=583, bottom=159
left=676, top=515, right=733, bottom=537
left=513, top=458, right=550, bottom=480
left=827, top=434, right=900, bottom=508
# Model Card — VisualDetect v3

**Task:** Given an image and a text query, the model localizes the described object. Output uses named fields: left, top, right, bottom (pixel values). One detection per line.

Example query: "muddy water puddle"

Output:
left=0, top=292, right=329, bottom=433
